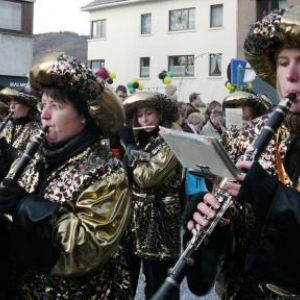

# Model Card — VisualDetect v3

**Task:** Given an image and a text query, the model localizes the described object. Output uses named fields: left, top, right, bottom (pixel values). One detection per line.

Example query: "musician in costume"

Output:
left=0, top=52, right=132, bottom=299
left=0, top=88, right=41, bottom=180
left=118, top=91, right=183, bottom=299
left=183, top=6, right=300, bottom=299
left=221, top=90, right=272, bottom=151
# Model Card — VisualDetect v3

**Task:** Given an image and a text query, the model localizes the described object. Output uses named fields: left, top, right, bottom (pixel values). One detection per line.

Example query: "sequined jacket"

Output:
left=0, top=117, right=41, bottom=180
left=5, top=133, right=132, bottom=299
left=1, top=116, right=41, bottom=151
left=131, top=134, right=182, bottom=261
left=216, top=114, right=293, bottom=299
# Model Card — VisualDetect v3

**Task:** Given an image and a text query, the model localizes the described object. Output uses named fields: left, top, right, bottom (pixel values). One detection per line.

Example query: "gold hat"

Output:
left=29, top=51, right=124, bottom=133
left=243, top=6, right=300, bottom=87
left=0, top=87, right=38, bottom=108
left=123, top=91, right=179, bottom=124
left=223, top=91, right=272, bottom=116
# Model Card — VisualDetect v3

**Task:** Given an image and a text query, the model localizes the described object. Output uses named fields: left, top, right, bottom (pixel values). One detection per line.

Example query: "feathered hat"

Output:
left=243, top=6, right=300, bottom=87
left=0, top=87, right=38, bottom=108
left=29, top=51, right=124, bottom=133
left=123, top=91, right=179, bottom=124
left=223, top=91, right=272, bottom=116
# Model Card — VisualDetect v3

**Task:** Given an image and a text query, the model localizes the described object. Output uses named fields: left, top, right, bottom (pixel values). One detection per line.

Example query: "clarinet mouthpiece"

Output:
left=286, top=93, right=297, bottom=102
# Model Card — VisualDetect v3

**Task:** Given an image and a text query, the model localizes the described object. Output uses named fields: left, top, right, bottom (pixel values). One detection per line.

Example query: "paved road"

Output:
left=135, top=273, right=221, bottom=300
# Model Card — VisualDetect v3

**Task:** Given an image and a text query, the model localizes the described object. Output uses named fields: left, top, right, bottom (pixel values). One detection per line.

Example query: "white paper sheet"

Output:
left=159, top=126, right=240, bottom=180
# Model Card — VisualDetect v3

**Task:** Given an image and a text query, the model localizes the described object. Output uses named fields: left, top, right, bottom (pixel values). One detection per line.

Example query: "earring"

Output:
left=80, top=118, right=86, bottom=125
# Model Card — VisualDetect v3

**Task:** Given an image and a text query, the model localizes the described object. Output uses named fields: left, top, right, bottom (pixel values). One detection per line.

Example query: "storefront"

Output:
left=0, top=75, right=28, bottom=91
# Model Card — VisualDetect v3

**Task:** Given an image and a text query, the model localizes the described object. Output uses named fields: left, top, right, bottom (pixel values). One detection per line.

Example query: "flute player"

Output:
left=184, top=6, right=300, bottom=300
left=0, top=51, right=133, bottom=299
left=118, top=91, right=183, bottom=299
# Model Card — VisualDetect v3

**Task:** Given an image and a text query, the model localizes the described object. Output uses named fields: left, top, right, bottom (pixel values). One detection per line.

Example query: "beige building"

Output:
left=82, top=0, right=296, bottom=104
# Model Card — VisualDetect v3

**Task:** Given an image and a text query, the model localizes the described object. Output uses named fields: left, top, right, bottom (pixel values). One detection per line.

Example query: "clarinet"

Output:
left=151, top=93, right=296, bottom=300
left=0, top=112, right=13, bottom=134
left=5, top=126, right=48, bottom=181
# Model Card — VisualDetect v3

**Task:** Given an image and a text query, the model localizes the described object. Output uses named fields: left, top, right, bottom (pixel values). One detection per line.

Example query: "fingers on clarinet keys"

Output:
left=195, top=202, right=217, bottom=227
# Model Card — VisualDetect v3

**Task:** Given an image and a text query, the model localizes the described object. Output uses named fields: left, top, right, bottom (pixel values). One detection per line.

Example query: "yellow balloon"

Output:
left=132, top=78, right=139, bottom=83
left=138, top=82, right=144, bottom=90
left=163, top=76, right=171, bottom=84
left=226, top=82, right=235, bottom=91
left=110, top=72, right=116, bottom=79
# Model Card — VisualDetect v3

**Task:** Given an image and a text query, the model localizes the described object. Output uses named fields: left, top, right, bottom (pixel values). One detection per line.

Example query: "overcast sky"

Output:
left=33, top=0, right=91, bottom=35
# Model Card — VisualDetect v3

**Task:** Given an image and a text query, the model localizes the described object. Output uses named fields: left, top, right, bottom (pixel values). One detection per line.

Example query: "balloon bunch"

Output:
left=158, top=70, right=175, bottom=84
left=225, top=80, right=253, bottom=93
left=127, top=79, right=144, bottom=94
left=95, top=68, right=116, bottom=84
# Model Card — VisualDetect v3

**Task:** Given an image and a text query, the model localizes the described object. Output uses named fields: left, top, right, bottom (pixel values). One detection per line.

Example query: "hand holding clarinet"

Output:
left=151, top=93, right=296, bottom=300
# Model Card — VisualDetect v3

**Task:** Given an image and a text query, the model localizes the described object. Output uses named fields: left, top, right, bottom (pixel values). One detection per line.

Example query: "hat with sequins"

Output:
left=29, top=51, right=125, bottom=132
left=123, top=91, right=179, bottom=124
left=243, top=6, right=300, bottom=87
left=0, top=87, right=38, bottom=108
left=223, top=91, right=272, bottom=116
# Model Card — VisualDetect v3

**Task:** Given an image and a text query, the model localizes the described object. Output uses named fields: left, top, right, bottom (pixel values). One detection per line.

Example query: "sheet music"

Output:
left=159, top=126, right=240, bottom=180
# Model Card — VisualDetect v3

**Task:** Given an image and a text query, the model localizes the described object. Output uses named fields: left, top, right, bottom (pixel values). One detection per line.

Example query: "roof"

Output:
left=81, top=0, right=150, bottom=11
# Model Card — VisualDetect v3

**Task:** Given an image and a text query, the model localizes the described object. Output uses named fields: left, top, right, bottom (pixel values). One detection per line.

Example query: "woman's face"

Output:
left=9, top=100, right=30, bottom=119
left=40, top=93, right=86, bottom=144
left=277, top=48, right=300, bottom=113
left=241, top=104, right=254, bottom=121
left=136, top=106, right=161, bottom=132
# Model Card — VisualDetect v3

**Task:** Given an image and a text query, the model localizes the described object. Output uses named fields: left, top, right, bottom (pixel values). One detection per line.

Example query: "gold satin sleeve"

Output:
left=50, top=169, right=131, bottom=276
left=133, top=146, right=178, bottom=189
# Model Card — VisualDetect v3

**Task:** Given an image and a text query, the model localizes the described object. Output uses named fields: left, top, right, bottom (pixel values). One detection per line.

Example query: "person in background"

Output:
left=107, top=84, right=129, bottom=159
left=0, top=51, right=132, bottom=299
left=176, top=101, right=188, bottom=128
left=223, top=90, right=272, bottom=123
left=118, top=91, right=183, bottom=300
left=222, top=91, right=273, bottom=151
left=204, top=100, right=222, bottom=124
left=187, top=92, right=202, bottom=117
left=183, top=112, right=205, bottom=134
left=116, top=84, right=128, bottom=101
left=165, top=84, right=178, bottom=101
left=0, top=87, right=41, bottom=180
left=184, top=6, right=300, bottom=299
left=200, top=110, right=226, bottom=138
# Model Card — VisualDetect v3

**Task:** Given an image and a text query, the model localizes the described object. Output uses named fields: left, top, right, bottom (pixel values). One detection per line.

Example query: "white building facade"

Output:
left=82, top=0, right=238, bottom=104
left=0, top=0, right=35, bottom=90
left=82, top=0, right=294, bottom=104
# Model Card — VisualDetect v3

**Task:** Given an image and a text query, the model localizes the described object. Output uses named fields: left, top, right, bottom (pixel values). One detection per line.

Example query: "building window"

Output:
left=0, top=1, right=22, bottom=31
left=169, top=8, right=195, bottom=31
left=168, top=55, right=194, bottom=77
left=90, top=60, right=105, bottom=72
left=209, top=53, right=222, bottom=76
left=140, top=57, right=150, bottom=77
left=256, top=0, right=287, bottom=20
left=210, top=4, right=223, bottom=28
left=141, top=13, right=151, bottom=34
left=91, top=20, right=106, bottom=39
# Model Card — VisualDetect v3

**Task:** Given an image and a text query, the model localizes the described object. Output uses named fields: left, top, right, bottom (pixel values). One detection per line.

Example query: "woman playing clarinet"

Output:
left=183, top=6, right=300, bottom=300
left=0, top=88, right=40, bottom=180
left=0, top=51, right=132, bottom=299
